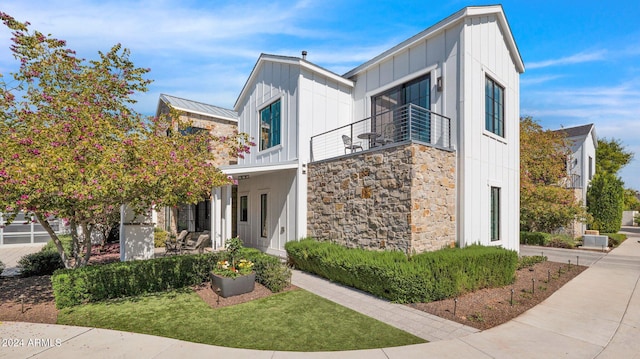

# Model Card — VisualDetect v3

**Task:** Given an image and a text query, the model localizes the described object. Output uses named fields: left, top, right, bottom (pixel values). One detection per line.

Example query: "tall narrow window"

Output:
left=240, top=196, right=248, bottom=222
left=260, top=193, right=268, bottom=238
left=485, top=77, right=504, bottom=137
left=490, top=187, right=501, bottom=241
left=588, top=156, right=593, bottom=180
left=260, top=100, right=281, bottom=150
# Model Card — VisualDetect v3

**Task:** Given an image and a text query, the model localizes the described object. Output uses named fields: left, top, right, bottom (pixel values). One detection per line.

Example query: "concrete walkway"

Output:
left=1, top=227, right=640, bottom=358
left=0, top=244, right=44, bottom=277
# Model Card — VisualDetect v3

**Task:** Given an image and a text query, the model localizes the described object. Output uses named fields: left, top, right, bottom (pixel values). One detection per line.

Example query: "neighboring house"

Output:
left=154, top=94, right=238, bottom=246
left=212, top=5, right=524, bottom=256
left=553, top=123, right=597, bottom=236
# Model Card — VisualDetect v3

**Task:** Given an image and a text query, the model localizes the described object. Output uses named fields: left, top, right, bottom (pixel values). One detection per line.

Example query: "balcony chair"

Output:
left=375, top=123, right=396, bottom=146
left=342, top=135, right=363, bottom=154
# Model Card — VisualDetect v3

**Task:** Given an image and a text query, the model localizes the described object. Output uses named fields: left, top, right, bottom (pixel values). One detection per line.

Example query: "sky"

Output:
left=2, top=0, right=639, bottom=190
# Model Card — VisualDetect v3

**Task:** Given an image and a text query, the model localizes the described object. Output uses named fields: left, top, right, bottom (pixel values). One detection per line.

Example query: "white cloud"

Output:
left=527, top=50, right=607, bottom=69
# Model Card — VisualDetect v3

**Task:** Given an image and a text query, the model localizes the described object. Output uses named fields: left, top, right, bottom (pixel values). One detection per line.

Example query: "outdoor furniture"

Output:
left=342, top=135, right=363, bottom=154
left=375, top=123, right=396, bottom=146
left=165, top=236, right=180, bottom=255
left=357, top=132, right=381, bottom=148
left=182, top=232, right=211, bottom=254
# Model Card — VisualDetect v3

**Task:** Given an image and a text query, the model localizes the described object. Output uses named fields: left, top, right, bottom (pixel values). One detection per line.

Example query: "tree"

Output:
left=587, top=172, right=624, bottom=233
left=623, top=188, right=640, bottom=211
left=595, top=138, right=633, bottom=174
left=520, top=117, right=588, bottom=232
left=586, top=138, right=634, bottom=232
left=0, top=13, right=252, bottom=268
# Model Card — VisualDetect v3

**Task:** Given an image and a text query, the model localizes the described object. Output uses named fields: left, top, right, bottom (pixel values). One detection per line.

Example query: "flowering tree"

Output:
left=0, top=13, right=251, bottom=268
left=520, top=117, right=588, bottom=232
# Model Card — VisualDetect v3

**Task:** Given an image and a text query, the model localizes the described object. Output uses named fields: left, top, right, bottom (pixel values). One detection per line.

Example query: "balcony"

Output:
left=310, top=103, right=452, bottom=162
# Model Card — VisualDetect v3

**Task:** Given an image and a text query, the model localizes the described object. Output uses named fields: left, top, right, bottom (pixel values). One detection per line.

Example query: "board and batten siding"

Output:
left=459, top=14, right=520, bottom=251
left=236, top=61, right=299, bottom=166
left=235, top=169, right=296, bottom=256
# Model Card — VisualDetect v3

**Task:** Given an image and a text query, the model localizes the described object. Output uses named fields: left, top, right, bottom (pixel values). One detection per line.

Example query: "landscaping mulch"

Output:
left=409, top=260, right=586, bottom=330
left=194, top=282, right=298, bottom=309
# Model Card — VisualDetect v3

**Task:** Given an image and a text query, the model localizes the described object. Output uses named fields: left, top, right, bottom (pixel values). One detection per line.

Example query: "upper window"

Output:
left=485, top=77, right=504, bottom=137
left=260, top=100, right=281, bottom=151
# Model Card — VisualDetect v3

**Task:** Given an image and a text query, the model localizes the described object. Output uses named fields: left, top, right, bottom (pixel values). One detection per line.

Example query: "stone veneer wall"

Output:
left=307, top=143, right=456, bottom=254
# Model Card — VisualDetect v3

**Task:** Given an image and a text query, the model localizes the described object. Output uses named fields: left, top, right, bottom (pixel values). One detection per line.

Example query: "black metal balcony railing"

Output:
left=310, top=103, right=452, bottom=162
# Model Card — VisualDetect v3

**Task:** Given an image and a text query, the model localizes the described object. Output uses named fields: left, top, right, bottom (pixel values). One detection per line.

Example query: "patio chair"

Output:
left=182, top=231, right=211, bottom=254
left=342, top=135, right=363, bottom=154
left=375, top=123, right=396, bottom=146
left=165, top=230, right=188, bottom=254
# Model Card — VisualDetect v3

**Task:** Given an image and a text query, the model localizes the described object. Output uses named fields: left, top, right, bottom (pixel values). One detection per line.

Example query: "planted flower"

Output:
left=210, top=237, right=255, bottom=297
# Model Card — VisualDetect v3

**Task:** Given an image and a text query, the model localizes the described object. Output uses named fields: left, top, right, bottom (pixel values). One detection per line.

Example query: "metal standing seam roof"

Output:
left=159, top=94, right=238, bottom=122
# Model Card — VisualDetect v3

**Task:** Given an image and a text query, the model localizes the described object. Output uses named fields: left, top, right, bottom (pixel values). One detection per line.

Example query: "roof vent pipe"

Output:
left=302, top=50, right=307, bottom=60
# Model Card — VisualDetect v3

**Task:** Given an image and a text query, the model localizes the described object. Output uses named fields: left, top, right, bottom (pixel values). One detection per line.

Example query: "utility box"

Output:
left=582, top=234, right=608, bottom=250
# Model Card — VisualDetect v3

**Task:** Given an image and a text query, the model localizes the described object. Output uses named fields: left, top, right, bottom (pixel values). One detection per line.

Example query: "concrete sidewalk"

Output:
left=2, top=228, right=640, bottom=358
left=0, top=244, right=44, bottom=277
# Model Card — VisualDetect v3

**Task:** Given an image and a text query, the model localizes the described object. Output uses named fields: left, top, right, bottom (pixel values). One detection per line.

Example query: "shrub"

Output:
left=545, top=234, right=577, bottom=249
left=18, top=251, right=65, bottom=277
left=603, top=233, right=627, bottom=247
left=154, top=228, right=168, bottom=248
left=517, top=255, right=547, bottom=270
left=520, top=232, right=550, bottom=246
left=587, top=172, right=624, bottom=233
left=52, top=248, right=290, bottom=309
left=41, top=235, right=73, bottom=256
left=0, top=260, right=5, bottom=275
left=285, top=239, right=517, bottom=303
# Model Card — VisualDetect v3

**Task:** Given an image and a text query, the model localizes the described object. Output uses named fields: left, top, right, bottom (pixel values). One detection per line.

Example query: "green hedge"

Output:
left=18, top=251, right=65, bottom=277
left=603, top=233, right=627, bottom=247
left=285, top=240, right=517, bottom=303
left=520, top=231, right=550, bottom=246
left=52, top=248, right=289, bottom=309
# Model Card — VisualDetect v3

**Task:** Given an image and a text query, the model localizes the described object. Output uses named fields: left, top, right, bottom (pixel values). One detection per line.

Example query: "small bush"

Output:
left=517, top=255, right=547, bottom=270
left=18, top=251, right=65, bottom=277
left=603, top=233, right=627, bottom=247
left=0, top=260, right=5, bottom=275
left=154, top=228, right=168, bottom=248
left=41, top=235, right=73, bottom=256
left=286, top=239, right=517, bottom=303
left=546, top=234, right=577, bottom=249
left=520, top=232, right=550, bottom=246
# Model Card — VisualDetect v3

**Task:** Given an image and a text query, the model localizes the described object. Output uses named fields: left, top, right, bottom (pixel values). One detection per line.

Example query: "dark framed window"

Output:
left=240, top=196, right=248, bottom=222
left=485, top=77, right=504, bottom=137
left=260, top=194, right=268, bottom=238
left=490, top=187, right=501, bottom=241
left=260, top=100, right=281, bottom=150
left=588, top=156, right=593, bottom=180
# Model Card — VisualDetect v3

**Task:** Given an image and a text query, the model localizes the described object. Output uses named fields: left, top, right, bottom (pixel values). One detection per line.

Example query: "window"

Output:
left=260, top=194, right=268, bottom=238
left=485, top=77, right=504, bottom=137
left=490, top=187, right=501, bottom=241
left=372, top=74, right=431, bottom=142
left=588, top=156, right=593, bottom=180
left=240, top=196, right=248, bottom=222
left=260, top=100, right=281, bottom=150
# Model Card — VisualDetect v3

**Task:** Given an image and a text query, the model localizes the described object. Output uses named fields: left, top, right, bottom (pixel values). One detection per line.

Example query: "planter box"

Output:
left=210, top=272, right=256, bottom=298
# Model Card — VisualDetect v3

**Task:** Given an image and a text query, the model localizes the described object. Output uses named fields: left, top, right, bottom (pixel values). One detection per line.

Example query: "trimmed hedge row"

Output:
left=285, top=240, right=517, bottom=303
left=52, top=248, right=289, bottom=309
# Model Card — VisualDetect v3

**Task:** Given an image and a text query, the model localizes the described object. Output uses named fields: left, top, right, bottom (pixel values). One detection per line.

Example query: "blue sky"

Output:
left=2, top=0, right=639, bottom=190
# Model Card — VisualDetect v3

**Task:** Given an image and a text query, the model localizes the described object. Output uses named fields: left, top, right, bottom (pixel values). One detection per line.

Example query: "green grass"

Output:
left=57, top=289, right=425, bottom=351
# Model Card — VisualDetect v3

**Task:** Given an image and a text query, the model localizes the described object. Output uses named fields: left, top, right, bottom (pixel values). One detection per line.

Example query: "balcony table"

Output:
left=357, top=132, right=381, bottom=149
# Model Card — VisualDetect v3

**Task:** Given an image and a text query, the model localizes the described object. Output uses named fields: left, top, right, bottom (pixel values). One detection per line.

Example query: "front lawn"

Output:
left=57, top=288, right=425, bottom=351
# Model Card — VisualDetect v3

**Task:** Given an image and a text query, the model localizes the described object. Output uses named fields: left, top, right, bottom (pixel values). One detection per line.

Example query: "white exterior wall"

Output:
left=236, top=61, right=300, bottom=165
left=236, top=169, right=296, bottom=256
left=351, top=24, right=462, bottom=147
left=458, top=15, right=520, bottom=251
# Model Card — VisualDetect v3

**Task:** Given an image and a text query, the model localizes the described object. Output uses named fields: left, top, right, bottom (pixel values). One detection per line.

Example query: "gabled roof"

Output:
left=233, top=53, right=354, bottom=111
left=554, top=123, right=597, bottom=148
left=158, top=94, right=238, bottom=122
left=343, top=5, right=525, bottom=78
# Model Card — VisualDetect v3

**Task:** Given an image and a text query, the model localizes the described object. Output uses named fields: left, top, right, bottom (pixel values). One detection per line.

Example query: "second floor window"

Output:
left=260, top=100, right=281, bottom=150
left=485, top=77, right=504, bottom=137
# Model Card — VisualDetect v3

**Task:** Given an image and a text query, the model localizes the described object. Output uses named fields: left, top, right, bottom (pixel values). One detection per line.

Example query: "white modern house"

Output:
left=554, top=123, right=597, bottom=236
left=212, top=5, right=524, bottom=256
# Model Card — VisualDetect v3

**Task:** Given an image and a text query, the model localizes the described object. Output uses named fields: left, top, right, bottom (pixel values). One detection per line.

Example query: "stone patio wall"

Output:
left=307, top=143, right=456, bottom=253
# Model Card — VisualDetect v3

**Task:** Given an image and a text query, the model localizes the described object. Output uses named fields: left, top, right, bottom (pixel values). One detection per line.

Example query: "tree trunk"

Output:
left=35, top=213, right=72, bottom=269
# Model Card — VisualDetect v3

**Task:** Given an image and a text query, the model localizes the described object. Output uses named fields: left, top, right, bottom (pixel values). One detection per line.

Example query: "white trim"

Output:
left=222, top=161, right=299, bottom=176
left=364, top=64, right=438, bottom=100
